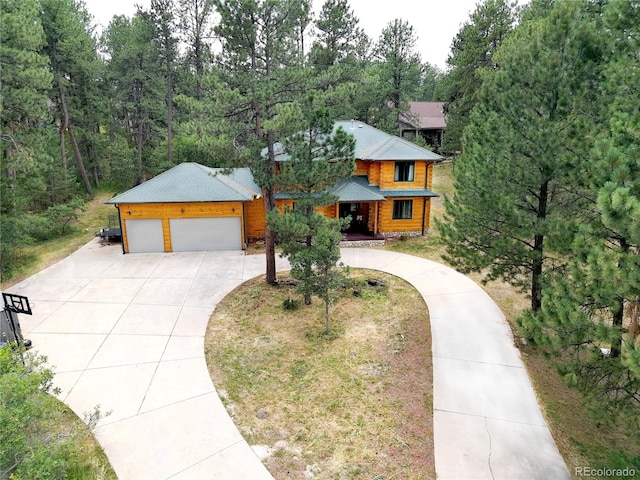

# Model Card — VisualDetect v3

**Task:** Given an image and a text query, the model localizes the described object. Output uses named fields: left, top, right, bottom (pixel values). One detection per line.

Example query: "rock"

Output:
left=256, top=408, right=269, bottom=419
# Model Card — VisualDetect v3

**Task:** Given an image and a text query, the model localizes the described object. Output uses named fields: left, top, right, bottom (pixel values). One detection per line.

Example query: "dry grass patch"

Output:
left=205, top=270, right=434, bottom=479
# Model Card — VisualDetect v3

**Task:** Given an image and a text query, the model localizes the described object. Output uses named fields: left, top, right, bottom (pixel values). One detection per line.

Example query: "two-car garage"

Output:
left=124, top=217, right=243, bottom=253
left=106, top=163, right=262, bottom=254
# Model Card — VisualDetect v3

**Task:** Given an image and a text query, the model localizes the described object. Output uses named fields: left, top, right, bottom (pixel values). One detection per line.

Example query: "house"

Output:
left=399, top=101, right=446, bottom=149
left=106, top=121, right=442, bottom=253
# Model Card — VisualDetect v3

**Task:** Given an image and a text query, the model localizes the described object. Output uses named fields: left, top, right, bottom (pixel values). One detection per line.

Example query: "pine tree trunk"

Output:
left=167, top=65, right=173, bottom=164
left=531, top=179, right=549, bottom=313
left=68, top=126, right=93, bottom=196
left=136, top=113, right=144, bottom=183
left=59, top=84, right=92, bottom=195
left=324, top=299, right=330, bottom=335
left=304, top=234, right=312, bottom=305
left=611, top=239, right=630, bottom=358
left=610, top=297, right=624, bottom=358
left=264, top=130, right=278, bottom=285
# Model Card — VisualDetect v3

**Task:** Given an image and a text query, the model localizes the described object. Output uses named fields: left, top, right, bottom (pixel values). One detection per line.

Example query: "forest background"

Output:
left=1, top=0, right=639, bottom=451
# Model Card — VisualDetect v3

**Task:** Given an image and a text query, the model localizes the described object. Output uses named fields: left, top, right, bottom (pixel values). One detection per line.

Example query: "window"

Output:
left=392, top=200, right=413, bottom=219
left=394, top=162, right=415, bottom=182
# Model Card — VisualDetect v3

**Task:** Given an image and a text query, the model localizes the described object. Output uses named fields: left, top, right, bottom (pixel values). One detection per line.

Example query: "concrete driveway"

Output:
left=8, top=238, right=569, bottom=479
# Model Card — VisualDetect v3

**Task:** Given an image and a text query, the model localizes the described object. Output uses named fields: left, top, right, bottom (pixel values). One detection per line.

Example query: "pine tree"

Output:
left=436, top=0, right=516, bottom=153
left=150, top=0, right=180, bottom=165
left=267, top=94, right=354, bottom=326
left=0, top=0, right=54, bottom=276
left=213, top=0, right=313, bottom=284
left=372, top=19, right=422, bottom=133
left=519, top=0, right=640, bottom=424
left=309, top=0, right=367, bottom=71
left=102, top=10, right=166, bottom=183
left=177, top=0, right=215, bottom=101
left=439, top=0, right=602, bottom=314
left=41, top=0, right=103, bottom=196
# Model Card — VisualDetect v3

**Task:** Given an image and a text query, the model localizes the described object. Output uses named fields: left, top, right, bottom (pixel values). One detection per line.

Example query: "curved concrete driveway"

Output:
left=8, top=239, right=568, bottom=479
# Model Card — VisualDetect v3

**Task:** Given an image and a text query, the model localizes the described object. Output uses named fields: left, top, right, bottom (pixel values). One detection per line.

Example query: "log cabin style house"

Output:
left=106, top=121, right=443, bottom=253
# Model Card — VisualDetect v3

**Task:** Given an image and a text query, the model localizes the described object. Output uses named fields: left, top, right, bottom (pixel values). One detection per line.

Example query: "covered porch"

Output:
left=331, top=176, right=386, bottom=237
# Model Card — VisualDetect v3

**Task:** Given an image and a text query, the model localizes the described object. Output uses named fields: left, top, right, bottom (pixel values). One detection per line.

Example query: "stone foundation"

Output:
left=339, top=239, right=386, bottom=247
left=380, top=231, right=424, bottom=239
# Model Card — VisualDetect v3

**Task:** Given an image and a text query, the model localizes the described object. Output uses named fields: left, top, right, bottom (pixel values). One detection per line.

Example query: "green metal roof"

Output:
left=105, top=163, right=261, bottom=204
left=275, top=176, right=438, bottom=202
left=271, top=121, right=443, bottom=163
left=379, top=189, right=439, bottom=198
left=334, top=121, right=442, bottom=161
left=330, top=176, right=386, bottom=202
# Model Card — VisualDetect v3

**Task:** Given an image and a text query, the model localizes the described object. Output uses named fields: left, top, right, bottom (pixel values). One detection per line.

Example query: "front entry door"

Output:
left=339, top=203, right=368, bottom=233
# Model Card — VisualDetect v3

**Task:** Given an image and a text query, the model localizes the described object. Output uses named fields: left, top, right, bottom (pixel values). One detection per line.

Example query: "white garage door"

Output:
left=125, top=219, right=164, bottom=253
left=170, top=217, right=242, bottom=251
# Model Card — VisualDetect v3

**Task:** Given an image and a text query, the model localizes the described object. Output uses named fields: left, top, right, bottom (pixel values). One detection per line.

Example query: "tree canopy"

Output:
left=438, top=0, right=639, bottom=427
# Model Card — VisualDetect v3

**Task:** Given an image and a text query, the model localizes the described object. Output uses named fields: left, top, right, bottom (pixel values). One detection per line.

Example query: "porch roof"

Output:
left=275, top=176, right=438, bottom=202
left=330, top=176, right=386, bottom=202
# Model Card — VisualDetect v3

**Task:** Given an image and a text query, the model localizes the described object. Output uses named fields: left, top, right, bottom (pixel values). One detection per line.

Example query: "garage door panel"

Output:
left=170, top=217, right=241, bottom=251
left=125, top=219, right=164, bottom=253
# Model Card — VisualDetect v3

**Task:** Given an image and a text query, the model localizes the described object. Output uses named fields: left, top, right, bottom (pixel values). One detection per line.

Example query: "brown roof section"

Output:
left=401, top=102, right=446, bottom=129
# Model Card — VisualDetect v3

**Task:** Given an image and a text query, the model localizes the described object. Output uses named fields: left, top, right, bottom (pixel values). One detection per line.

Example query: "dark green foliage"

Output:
left=101, top=9, right=167, bottom=182
left=267, top=96, right=354, bottom=331
left=516, top=0, right=640, bottom=425
left=0, top=0, right=52, bottom=125
left=371, top=19, right=422, bottom=133
left=309, top=0, right=368, bottom=71
left=0, top=348, right=110, bottom=480
left=439, top=0, right=602, bottom=313
left=436, top=0, right=516, bottom=153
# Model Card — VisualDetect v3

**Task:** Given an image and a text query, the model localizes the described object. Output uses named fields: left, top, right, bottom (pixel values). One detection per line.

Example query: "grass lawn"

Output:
left=205, top=271, right=434, bottom=480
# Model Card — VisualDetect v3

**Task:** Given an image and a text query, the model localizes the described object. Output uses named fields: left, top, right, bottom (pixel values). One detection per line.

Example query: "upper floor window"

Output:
left=394, top=162, right=415, bottom=182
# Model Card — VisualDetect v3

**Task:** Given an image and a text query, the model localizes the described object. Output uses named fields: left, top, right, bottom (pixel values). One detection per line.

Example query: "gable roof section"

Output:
left=271, top=121, right=443, bottom=163
left=106, top=163, right=261, bottom=204
left=334, top=121, right=442, bottom=161
left=400, top=102, right=446, bottom=129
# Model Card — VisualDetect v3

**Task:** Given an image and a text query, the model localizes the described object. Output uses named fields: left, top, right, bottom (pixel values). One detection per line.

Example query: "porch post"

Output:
left=374, top=202, right=379, bottom=234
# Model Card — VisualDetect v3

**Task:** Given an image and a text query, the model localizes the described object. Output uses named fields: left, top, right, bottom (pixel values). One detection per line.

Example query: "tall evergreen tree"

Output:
left=372, top=19, right=422, bottom=133
left=267, top=94, right=354, bottom=316
left=177, top=0, right=215, bottom=101
left=102, top=10, right=166, bottom=183
left=439, top=0, right=603, bottom=313
left=150, top=0, right=180, bottom=165
left=41, top=0, right=101, bottom=196
left=0, top=0, right=54, bottom=276
left=436, top=0, right=516, bottom=153
left=308, top=0, right=369, bottom=122
left=418, top=62, right=443, bottom=102
left=518, top=0, right=640, bottom=423
left=309, top=0, right=366, bottom=71
left=213, top=0, right=312, bottom=284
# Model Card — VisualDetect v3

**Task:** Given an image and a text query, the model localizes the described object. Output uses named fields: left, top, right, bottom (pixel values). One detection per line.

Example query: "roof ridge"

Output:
left=209, top=168, right=260, bottom=200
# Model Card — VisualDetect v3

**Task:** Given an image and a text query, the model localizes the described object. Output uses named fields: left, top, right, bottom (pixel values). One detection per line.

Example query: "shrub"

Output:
left=0, top=348, right=112, bottom=479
